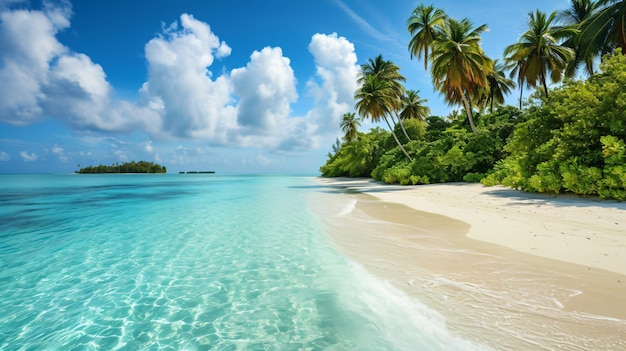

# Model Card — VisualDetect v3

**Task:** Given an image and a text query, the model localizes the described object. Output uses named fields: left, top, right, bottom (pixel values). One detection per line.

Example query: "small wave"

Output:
left=342, top=261, right=492, bottom=351
left=336, top=199, right=357, bottom=217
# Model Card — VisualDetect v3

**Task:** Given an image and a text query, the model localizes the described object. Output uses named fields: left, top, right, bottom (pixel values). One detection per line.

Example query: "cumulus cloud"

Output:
left=139, top=13, right=235, bottom=141
left=265, top=33, right=359, bottom=153
left=0, top=2, right=160, bottom=132
left=297, top=33, right=360, bottom=148
left=230, top=47, right=298, bottom=144
left=20, top=151, right=38, bottom=162
left=0, top=2, right=361, bottom=156
left=0, top=5, right=68, bottom=124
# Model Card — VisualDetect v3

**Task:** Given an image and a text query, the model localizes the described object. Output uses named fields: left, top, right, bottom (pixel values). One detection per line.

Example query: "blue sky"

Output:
left=0, top=0, right=568, bottom=174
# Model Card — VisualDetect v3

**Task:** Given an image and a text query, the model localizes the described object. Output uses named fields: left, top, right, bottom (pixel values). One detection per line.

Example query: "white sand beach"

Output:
left=312, top=178, right=626, bottom=350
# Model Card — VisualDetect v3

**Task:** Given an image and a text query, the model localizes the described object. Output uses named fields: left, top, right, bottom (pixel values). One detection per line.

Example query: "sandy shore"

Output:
left=312, top=178, right=626, bottom=350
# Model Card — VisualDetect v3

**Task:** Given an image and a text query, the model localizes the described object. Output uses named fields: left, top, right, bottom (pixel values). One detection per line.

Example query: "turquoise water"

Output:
left=0, top=174, right=485, bottom=350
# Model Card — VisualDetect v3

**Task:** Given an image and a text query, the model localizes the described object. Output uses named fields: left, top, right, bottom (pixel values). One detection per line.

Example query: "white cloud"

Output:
left=113, top=149, right=127, bottom=162
left=0, top=3, right=362, bottom=158
left=144, top=140, right=154, bottom=153
left=50, top=144, right=68, bottom=162
left=0, top=151, right=10, bottom=161
left=42, top=0, right=72, bottom=29
left=43, top=53, right=110, bottom=125
left=230, top=46, right=298, bottom=145
left=140, top=13, right=236, bottom=141
left=0, top=3, right=161, bottom=132
left=20, top=151, right=38, bottom=162
left=51, top=144, right=63, bottom=154
left=0, top=6, right=68, bottom=124
left=296, top=33, right=359, bottom=149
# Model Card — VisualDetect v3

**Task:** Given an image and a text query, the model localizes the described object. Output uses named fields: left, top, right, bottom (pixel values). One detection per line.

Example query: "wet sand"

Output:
left=311, top=178, right=626, bottom=350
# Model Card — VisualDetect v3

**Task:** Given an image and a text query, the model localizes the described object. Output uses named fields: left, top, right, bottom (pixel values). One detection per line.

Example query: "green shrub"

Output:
left=481, top=52, right=626, bottom=200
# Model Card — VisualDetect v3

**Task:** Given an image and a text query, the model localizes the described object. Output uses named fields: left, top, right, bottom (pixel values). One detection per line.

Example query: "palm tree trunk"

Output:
left=383, top=116, right=413, bottom=160
left=389, top=112, right=412, bottom=142
left=541, top=76, right=549, bottom=98
left=396, top=113, right=412, bottom=142
left=461, top=92, right=478, bottom=135
left=518, top=72, right=526, bottom=110
left=388, top=112, right=399, bottom=126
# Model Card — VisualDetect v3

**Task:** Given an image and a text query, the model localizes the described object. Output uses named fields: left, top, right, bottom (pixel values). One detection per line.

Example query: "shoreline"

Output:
left=311, top=177, right=626, bottom=350
left=318, top=178, right=626, bottom=276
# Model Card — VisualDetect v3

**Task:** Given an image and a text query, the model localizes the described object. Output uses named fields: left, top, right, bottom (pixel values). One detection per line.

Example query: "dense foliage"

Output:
left=77, top=161, right=167, bottom=174
left=322, top=52, right=626, bottom=200
left=483, top=52, right=626, bottom=200
left=321, top=107, right=519, bottom=184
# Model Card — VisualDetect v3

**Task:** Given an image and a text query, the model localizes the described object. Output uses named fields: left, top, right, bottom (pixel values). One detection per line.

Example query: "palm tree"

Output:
left=357, top=55, right=415, bottom=148
left=578, top=0, right=626, bottom=56
left=558, top=0, right=602, bottom=76
left=340, top=112, right=360, bottom=143
left=358, top=55, right=406, bottom=122
left=479, top=60, right=516, bottom=112
left=400, top=90, right=430, bottom=123
left=504, top=10, right=576, bottom=99
left=506, top=59, right=529, bottom=109
left=430, top=18, right=492, bottom=134
left=359, top=55, right=406, bottom=86
left=354, top=74, right=413, bottom=160
left=407, top=5, right=447, bottom=70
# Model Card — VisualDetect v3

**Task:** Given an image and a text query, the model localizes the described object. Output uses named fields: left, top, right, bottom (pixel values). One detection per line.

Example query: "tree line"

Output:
left=76, top=161, right=167, bottom=174
left=322, top=0, right=626, bottom=200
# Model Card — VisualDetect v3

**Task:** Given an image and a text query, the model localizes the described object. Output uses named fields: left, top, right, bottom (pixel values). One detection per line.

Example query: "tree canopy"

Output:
left=76, top=161, right=167, bottom=174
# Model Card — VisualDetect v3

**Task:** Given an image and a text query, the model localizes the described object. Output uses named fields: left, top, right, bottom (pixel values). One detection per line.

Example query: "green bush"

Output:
left=481, top=52, right=626, bottom=200
left=320, top=128, right=389, bottom=177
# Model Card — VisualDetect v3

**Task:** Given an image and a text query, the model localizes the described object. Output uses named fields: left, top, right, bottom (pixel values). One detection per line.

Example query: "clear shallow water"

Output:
left=0, top=174, right=486, bottom=350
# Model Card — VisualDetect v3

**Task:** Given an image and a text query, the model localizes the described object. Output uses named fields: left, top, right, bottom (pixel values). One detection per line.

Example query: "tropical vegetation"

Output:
left=321, top=1, right=626, bottom=200
left=482, top=52, right=626, bottom=200
left=76, top=161, right=167, bottom=174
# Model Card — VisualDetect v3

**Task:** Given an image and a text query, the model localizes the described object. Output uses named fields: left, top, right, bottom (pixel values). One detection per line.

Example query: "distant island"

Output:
left=76, top=161, right=166, bottom=174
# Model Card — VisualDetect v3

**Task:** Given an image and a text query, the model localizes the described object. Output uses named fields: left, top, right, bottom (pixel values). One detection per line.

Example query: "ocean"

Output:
left=0, top=174, right=486, bottom=350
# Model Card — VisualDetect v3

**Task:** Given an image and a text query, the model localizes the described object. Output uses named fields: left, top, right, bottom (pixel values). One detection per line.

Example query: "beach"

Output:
left=313, top=178, right=626, bottom=350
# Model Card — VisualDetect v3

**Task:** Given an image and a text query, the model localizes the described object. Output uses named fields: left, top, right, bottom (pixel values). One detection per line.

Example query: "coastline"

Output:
left=311, top=177, right=626, bottom=350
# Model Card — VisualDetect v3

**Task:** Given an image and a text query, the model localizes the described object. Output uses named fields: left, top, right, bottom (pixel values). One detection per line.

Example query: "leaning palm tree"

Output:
left=430, top=18, right=493, bottom=134
left=479, top=60, right=516, bottom=113
left=407, top=4, right=447, bottom=70
left=578, top=0, right=626, bottom=56
left=358, top=55, right=406, bottom=124
left=400, top=90, right=430, bottom=123
left=354, top=74, right=413, bottom=160
left=504, top=10, right=576, bottom=99
left=358, top=55, right=412, bottom=141
left=340, top=112, right=360, bottom=143
left=558, top=0, right=602, bottom=76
